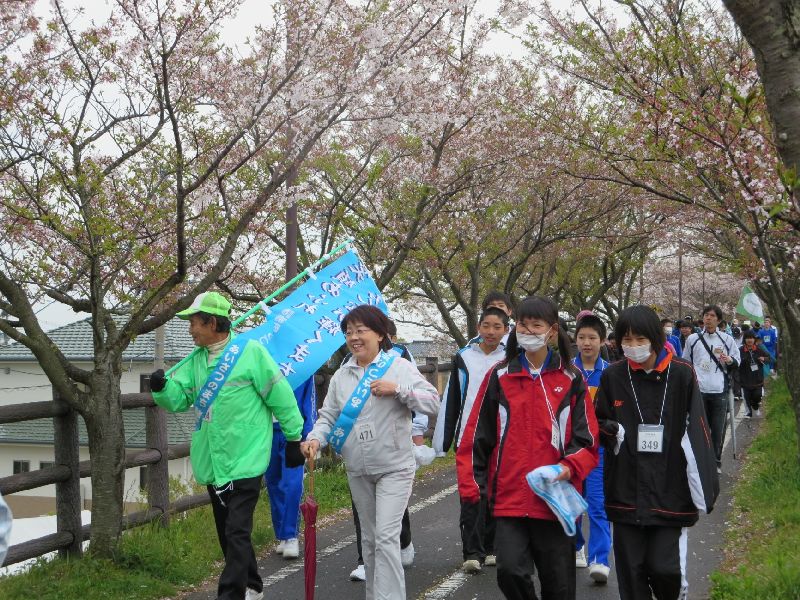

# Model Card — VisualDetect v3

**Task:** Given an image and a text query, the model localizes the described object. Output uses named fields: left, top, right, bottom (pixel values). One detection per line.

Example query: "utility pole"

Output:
left=286, top=202, right=298, bottom=279
left=701, top=264, right=706, bottom=308
left=678, top=242, right=684, bottom=318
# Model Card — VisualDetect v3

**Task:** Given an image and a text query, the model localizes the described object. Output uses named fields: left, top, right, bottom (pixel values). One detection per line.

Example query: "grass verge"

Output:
left=0, top=453, right=454, bottom=600
left=710, top=378, right=800, bottom=599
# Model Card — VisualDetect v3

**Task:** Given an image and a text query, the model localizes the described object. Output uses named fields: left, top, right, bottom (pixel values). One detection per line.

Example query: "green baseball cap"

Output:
left=176, top=292, right=231, bottom=319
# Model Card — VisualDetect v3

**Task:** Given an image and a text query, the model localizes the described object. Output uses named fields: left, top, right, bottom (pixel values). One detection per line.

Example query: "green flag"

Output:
left=736, top=284, right=765, bottom=322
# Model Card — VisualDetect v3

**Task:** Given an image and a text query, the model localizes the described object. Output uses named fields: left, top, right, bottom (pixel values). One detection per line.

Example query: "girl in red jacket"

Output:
left=456, top=296, right=599, bottom=600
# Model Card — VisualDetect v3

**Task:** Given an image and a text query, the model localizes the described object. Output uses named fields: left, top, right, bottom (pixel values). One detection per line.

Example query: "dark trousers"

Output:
left=353, top=497, right=411, bottom=563
left=613, top=522, right=682, bottom=600
left=207, top=475, right=263, bottom=600
left=460, top=497, right=496, bottom=561
left=743, top=386, right=763, bottom=413
left=702, top=392, right=728, bottom=466
left=495, top=517, right=575, bottom=600
left=731, top=369, right=742, bottom=398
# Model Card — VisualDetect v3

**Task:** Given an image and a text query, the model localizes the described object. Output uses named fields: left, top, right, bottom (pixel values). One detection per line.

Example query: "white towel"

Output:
left=526, top=464, right=587, bottom=536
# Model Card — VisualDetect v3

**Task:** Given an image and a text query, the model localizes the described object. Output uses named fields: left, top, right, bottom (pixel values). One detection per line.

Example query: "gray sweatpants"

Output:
left=348, top=467, right=415, bottom=600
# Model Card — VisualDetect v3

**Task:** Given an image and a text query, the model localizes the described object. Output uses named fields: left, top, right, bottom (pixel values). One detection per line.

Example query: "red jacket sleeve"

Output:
left=455, top=367, right=498, bottom=503
left=559, top=371, right=599, bottom=482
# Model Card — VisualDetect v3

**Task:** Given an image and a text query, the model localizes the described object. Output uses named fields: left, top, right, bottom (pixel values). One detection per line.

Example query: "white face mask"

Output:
left=663, top=326, right=673, bottom=335
left=622, top=343, right=652, bottom=364
left=516, top=332, right=550, bottom=353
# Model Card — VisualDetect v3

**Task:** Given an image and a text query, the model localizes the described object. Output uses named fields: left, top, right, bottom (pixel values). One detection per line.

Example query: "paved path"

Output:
left=178, top=400, right=759, bottom=600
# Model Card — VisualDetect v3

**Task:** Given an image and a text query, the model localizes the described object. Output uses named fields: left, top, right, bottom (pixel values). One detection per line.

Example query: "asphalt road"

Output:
left=178, top=399, right=759, bottom=600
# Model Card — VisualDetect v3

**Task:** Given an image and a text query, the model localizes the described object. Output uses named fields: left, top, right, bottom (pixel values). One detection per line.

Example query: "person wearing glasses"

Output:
left=300, top=305, right=439, bottom=600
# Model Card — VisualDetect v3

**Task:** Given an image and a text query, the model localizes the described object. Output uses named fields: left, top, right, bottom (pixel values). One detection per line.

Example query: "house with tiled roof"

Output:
left=0, top=316, right=197, bottom=517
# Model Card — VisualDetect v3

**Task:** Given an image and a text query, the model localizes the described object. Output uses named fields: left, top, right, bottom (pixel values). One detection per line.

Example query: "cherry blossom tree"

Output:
left=537, top=0, right=800, bottom=459
left=0, top=0, right=457, bottom=556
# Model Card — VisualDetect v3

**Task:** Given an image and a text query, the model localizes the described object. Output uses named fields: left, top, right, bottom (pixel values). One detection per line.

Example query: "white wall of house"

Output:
left=0, top=443, right=193, bottom=503
left=0, top=359, right=195, bottom=515
left=0, top=360, right=149, bottom=407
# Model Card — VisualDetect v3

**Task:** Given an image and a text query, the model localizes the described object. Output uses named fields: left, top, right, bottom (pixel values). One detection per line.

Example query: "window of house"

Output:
left=13, top=460, right=30, bottom=474
left=40, top=461, right=56, bottom=470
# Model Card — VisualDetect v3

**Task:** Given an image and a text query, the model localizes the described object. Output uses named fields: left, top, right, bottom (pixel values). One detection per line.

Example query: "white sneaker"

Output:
left=484, top=554, right=496, bottom=567
left=245, top=588, right=264, bottom=600
left=588, top=562, right=610, bottom=583
left=349, top=564, right=366, bottom=581
left=282, top=537, right=299, bottom=559
left=755, top=409, right=762, bottom=417
left=462, top=559, right=481, bottom=573
left=400, top=542, right=415, bottom=567
left=275, top=539, right=285, bottom=554
left=575, top=548, right=588, bottom=568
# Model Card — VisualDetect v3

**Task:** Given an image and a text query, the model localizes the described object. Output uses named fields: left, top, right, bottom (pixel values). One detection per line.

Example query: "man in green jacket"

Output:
left=150, top=292, right=304, bottom=600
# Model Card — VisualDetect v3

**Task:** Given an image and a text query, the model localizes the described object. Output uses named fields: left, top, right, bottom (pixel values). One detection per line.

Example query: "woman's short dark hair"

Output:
left=614, top=305, right=665, bottom=354
left=340, top=305, right=393, bottom=352
left=197, top=312, right=232, bottom=333
left=479, top=307, right=510, bottom=326
left=575, top=315, right=607, bottom=340
left=743, top=330, right=757, bottom=341
left=505, top=296, right=572, bottom=367
left=702, top=305, right=723, bottom=320
left=387, top=319, right=398, bottom=337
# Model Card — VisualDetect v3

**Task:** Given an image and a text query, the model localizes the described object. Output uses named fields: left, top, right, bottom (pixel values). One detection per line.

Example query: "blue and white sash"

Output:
left=328, top=352, right=395, bottom=453
left=193, top=336, right=248, bottom=431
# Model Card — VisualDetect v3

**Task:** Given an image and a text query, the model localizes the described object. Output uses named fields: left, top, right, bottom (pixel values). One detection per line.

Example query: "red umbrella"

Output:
left=301, top=457, right=318, bottom=600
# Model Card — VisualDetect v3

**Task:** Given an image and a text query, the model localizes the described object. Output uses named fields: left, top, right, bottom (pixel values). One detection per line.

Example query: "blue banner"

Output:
left=252, top=250, right=388, bottom=389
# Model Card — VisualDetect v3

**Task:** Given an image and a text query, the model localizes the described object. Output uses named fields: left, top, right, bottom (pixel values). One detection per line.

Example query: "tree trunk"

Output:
left=723, top=0, right=800, bottom=174
left=83, top=357, right=127, bottom=557
left=779, top=320, right=800, bottom=465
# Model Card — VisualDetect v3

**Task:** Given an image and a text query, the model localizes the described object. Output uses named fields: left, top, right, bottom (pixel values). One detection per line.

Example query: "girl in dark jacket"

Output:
left=738, top=331, right=770, bottom=417
left=595, top=306, right=719, bottom=600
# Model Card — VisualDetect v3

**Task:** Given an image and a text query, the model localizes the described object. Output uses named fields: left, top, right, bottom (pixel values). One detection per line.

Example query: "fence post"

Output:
left=142, top=374, right=169, bottom=527
left=424, top=356, right=439, bottom=390
left=52, top=389, right=83, bottom=558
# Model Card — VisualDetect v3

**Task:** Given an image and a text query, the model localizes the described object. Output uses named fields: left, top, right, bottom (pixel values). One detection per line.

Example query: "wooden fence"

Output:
left=0, top=357, right=449, bottom=568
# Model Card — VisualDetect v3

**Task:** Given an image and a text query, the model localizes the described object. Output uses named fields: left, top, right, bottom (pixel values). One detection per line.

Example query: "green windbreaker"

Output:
left=153, top=335, right=303, bottom=486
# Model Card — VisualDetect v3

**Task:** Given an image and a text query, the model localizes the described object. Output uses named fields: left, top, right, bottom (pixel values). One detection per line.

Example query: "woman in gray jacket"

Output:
left=301, top=305, right=440, bottom=600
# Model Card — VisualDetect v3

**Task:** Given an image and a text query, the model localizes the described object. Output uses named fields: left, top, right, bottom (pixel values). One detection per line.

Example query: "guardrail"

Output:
left=0, top=357, right=449, bottom=567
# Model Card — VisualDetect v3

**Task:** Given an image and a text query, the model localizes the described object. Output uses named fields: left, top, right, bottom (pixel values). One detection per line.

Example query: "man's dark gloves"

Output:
left=149, top=369, right=166, bottom=393
left=285, top=440, right=305, bottom=468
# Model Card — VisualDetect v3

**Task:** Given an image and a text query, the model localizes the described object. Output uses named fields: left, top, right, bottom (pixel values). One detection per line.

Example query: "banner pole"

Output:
left=164, top=238, right=355, bottom=376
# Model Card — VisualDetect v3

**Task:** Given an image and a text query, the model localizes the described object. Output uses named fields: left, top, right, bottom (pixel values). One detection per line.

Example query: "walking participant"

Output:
left=149, top=292, right=304, bottom=600
left=677, top=320, right=694, bottom=350
left=466, top=291, right=514, bottom=346
left=681, top=305, right=740, bottom=472
left=738, top=331, right=770, bottom=418
left=265, top=376, right=316, bottom=560
left=300, top=305, right=439, bottom=600
left=349, top=322, right=424, bottom=581
left=457, top=296, right=598, bottom=600
left=572, top=314, right=612, bottom=584
left=433, top=307, right=509, bottom=573
left=756, top=316, right=779, bottom=377
left=595, top=305, right=719, bottom=600
left=661, top=318, right=682, bottom=356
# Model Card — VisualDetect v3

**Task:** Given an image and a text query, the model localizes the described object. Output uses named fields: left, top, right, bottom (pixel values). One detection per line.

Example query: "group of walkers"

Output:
left=148, top=288, right=777, bottom=600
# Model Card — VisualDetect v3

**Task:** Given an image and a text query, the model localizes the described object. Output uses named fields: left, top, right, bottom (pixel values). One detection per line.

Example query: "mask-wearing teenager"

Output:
left=457, top=296, right=599, bottom=600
